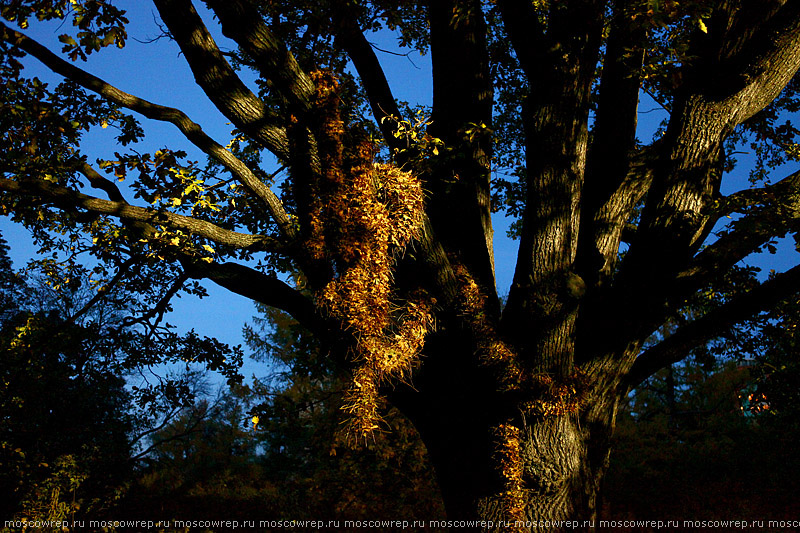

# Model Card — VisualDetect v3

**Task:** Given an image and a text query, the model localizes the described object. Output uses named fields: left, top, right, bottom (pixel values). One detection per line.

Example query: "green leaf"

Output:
left=58, top=34, right=77, bottom=46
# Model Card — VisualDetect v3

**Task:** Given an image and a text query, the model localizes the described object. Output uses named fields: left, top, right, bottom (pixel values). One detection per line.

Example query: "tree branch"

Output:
left=119, top=270, right=191, bottom=332
left=130, top=396, right=223, bottom=462
left=621, top=2, right=800, bottom=285
left=703, top=0, right=800, bottom=125
left=204, top=0, right=315, bottom=113
left=0, top=177, right=279, bottom=251
left=78, top=160, right=125, bottom=202
left=626, top=263, right=800, bottom=389
left=335, top=18, right=405, bottom=153
left=502, top=1, right=605, bottom=367
left=0, top=21, right=297, bottom=240
left=427, top=0, right=496, bottom=297
left=68, top=256, right=138, bottom=324
left=151, top=0, right=291, bottom=156
left=585, top=0, right=645, bottom=207
left=709, top=0, right=787, bottom=65
left=674, top=169, right=800, bottom=295
left=185, top=260, right=322, bottom=334
left=495, top=0, right=546, bottom=80
left=580, top=141, right=662, bottom=283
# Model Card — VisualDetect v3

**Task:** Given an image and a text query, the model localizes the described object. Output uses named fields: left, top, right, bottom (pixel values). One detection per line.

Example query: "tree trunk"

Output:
left=394, top=337, right=618, bottom=533
left=479, top=416, right=611, bottom=529
left=417, top=406, right=615, bottom=532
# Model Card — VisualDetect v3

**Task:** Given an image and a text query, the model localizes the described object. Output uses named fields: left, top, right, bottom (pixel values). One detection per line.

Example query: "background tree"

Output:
left=119, top=304, right=445, bottom=529
left=602, top=263, right=800, bottom=524
left=3, top=0, right=800, bottom=528
left=607, top=356, right=800, bottom=524
left=118, top=389, right=280, bottom=525
left=0, top=229, right=243, bottom=528
left=246, top=304, right=444, bottom=526
left=0, top=232, right=134, bottom=525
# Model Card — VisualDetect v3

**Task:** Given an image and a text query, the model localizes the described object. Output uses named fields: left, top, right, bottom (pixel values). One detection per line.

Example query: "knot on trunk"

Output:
left=520, top=369, right=589, bottom=418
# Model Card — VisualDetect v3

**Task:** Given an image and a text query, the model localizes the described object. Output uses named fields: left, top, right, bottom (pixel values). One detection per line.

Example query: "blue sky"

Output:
left=3, top=1, right=798, bottom=373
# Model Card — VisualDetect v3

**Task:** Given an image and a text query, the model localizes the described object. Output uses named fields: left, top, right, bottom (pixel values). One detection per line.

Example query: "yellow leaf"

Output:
left=202, top=244, right=215, bottom=254
left=171, top=197, right=182, bottom=207
left=170, top=237, right=180, bottom=246
left=101, top=120, right=109, bottom=129
left=698, top=19, right=708, bottom=33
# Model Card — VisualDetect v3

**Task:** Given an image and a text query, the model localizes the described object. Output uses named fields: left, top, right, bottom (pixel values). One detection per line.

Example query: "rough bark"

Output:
left=395, top=341, right=621, bottom=532
left=500, top=0, right=604, bottom=374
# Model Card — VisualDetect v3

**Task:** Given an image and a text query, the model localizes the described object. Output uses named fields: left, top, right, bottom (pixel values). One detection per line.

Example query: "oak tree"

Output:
left=3, top=0, right=800, bottom=529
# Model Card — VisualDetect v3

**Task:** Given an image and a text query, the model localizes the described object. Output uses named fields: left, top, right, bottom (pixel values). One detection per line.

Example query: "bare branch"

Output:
left=68, top=256, right=138, bottom=324
left=118, top=270, right=191, bottom=332
left=128, top=405, right=182, bottom=453
left=130, top=396, right=225, bottom=462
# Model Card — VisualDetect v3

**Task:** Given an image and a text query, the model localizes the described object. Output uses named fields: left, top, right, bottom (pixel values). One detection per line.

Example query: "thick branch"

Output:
left=427, top=0, right=496, bottom=296
left=0, top=22, right=296, bottom=240
left=585, top=0, right=645, bottom=207
left=186, top=260, right=322, bottom=333
left=579, top=142, right=662, bottom=284
left=703, top=0, right=800, bottom=125
left=502, top=1, right=604, bottom=368
left=623, top=2, right=800, bottom=284
left=0, top=177, right=278, bottom=251
left=78, top=160, right=125, bottom=202
left=495, top=0, right=546, bottom=80
left=675, top=169, right=800, bottom=294
left=152, top=0, right=291, bottom=155
left=711, top=0, right=788, bottom=64
left=204, top=0, right=315, bottom=113
left=416, top=214, right=459, bottom=306
left=336, top=22, right=405, bottom=153
left=626, top=263, right=800, bottom=388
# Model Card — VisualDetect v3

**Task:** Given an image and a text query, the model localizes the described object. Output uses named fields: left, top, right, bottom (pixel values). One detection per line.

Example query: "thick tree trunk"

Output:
left=394, top=336, right=618, bottom=533
left=478, top=416, right=611, bottom=529
left=412, top=406, right=615, bottom=532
